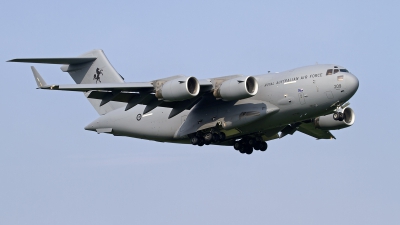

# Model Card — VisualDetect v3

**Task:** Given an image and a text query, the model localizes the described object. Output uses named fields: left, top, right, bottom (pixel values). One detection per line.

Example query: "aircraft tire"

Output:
left=333, top=112, right=339, bottom=120
left=219, top=132, right=226, bottom=141
left=254, top=142, right=261, bottom=150
left=197, top=137, right=205, bottom=146
left=248, top=138, right=257, bottom=146
left=338, top=112, right=344, bottom=121
left=212, top=133, right=220, bottom=142
left=204, top=132, right=213, bottom=142
left=234, top=141, right=241, bottom=150
left=259, top=142, right=268, bottom=151
left=239, top=146, right=246, bottom=154
left=245, top=146, right=253, bottom=155
left=191, top=137, right=199, bottom=145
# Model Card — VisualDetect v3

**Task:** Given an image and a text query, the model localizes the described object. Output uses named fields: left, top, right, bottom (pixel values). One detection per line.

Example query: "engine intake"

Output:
left=155, top=76, right=200, bottom=101
left=315, top=107, right=356, bottom=130
left=214, top=76, right=258, bottom=101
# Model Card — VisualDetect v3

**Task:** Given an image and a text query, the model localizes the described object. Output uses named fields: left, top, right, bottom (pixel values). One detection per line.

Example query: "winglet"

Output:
left=31, top=66, right=47, bottom=88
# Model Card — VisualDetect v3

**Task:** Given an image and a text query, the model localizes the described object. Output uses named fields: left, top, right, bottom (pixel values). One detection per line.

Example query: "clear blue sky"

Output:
left=1, top=1, right=399, bottom=224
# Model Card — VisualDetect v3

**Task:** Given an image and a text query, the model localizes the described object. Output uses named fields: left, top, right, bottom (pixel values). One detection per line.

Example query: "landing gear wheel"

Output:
left=338, top=112, right=344, bottom=121
left=204, top=132, right=213, bottom=142
left=212, top=133, right=220, bottom=142
left=333, top=112, right=339, bottom=120
left=248, top=138, right=257, bottom=147
left=234, top=141, right=242, bottom=150
left=259, top=142, right=268, bottom=151
left=239, top=146, right=246, bottom=154
left=197, top=137, right=205, bottom=146
left=245, top=146, right=253, bottom=155
left=253, top=141, right=261, bottom=150
left=219, top=132, right=226, bottom=141
left=191, top=137, right=199, bottom=145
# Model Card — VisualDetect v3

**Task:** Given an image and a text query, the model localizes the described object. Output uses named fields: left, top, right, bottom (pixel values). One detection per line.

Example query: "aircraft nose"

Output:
left=346, top=73, right=359, bottom=95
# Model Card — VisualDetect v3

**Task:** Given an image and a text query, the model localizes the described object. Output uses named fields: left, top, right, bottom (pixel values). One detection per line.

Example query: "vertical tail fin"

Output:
left=59, top=49, right=125, bottom=115
left=60, top=49, right=124, bottom=84
left=8, top=49, right=126, bottom=115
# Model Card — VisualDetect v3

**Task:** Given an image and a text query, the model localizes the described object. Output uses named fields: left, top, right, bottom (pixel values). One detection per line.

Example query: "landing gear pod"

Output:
left=315, top=107, right=356, bottom=130
left=214, top=76, right=258, bottom=101
left=155, top=76, right=200, bottom=101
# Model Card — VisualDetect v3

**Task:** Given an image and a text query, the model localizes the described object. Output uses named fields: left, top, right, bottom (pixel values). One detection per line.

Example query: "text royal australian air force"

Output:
left=265, top=72, right=323, bottom=87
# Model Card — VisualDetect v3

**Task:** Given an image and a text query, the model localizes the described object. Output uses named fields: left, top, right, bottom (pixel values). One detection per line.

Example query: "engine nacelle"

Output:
left=214, top=76, right=258, bottom=101
left=315, top=107, right=356, bottom=130
left=155, top=76, right=200, bottom=101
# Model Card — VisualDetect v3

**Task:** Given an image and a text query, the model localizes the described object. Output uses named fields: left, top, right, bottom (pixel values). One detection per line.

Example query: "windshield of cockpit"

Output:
left=326, top=66, right=349, bottom=75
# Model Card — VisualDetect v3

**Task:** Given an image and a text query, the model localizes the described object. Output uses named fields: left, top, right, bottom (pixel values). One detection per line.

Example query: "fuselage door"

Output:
left=298, top=93, right=306, bottom=105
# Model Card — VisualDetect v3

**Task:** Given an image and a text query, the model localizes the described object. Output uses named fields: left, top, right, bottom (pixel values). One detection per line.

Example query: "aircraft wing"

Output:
left=29, top=66, right=213, bottom=118
left=297, top=122, right=336, bottom=140
left=40, top=82, right=155, bottom=92
left=39, top=79, right=213, bottom=92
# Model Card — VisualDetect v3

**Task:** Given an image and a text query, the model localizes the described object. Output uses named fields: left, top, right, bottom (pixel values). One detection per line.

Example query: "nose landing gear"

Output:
left=333, top=111, right=344, bottom=121
left=332, top=102, right=350, bottom=122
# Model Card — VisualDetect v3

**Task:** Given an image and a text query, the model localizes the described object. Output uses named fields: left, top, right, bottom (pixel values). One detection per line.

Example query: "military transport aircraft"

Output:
left=9, top=49, right=359, bottom=155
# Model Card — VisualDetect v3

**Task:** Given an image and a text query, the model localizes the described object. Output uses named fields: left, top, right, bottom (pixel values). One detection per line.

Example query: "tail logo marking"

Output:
left=93, top=68, right=103, bottom=83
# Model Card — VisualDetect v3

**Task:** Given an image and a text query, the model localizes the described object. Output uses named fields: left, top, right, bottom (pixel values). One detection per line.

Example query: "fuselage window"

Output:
left=326, top=69, right=333, bottom=75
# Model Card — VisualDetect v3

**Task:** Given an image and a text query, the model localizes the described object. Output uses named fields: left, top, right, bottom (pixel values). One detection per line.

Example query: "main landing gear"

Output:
left=233, top=138, right=267, bottom=155
left=190, top=131, right=226, bottom=146
left=190, top=131, right=267, bottom=155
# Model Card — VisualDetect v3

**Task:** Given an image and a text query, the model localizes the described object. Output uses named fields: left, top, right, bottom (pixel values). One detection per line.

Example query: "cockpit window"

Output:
left=327, top=68, right=350, bottom=75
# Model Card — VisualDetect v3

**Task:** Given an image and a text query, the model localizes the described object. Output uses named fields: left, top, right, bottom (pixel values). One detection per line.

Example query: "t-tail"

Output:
left=8, top=49, right=125, bottom=115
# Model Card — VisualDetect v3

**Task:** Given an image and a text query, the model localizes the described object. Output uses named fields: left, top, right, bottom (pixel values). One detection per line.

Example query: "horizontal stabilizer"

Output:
left=8, top=57, right=97, bottom=64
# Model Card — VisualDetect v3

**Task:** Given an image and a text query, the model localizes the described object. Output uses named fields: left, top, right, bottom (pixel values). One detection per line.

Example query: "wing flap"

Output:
left=86, top=91, right=201, bottom=112
left=297, top=122, right=336, bottom=139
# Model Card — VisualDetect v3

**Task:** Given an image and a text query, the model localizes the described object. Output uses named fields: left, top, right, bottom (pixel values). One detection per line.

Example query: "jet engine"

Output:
left=155, top=76, right=200, bottom=101
left=315, top=107, right=356, bottom=130
left=213, top=76, right=258, bottom=101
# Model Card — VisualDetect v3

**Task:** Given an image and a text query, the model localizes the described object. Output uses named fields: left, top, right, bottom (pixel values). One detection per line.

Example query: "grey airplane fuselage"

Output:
left=86, top=64, right=359, bottom=143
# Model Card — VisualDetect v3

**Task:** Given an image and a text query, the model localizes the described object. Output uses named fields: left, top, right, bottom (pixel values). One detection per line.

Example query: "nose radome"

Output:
left=347, top=73, right=359, bottom=95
